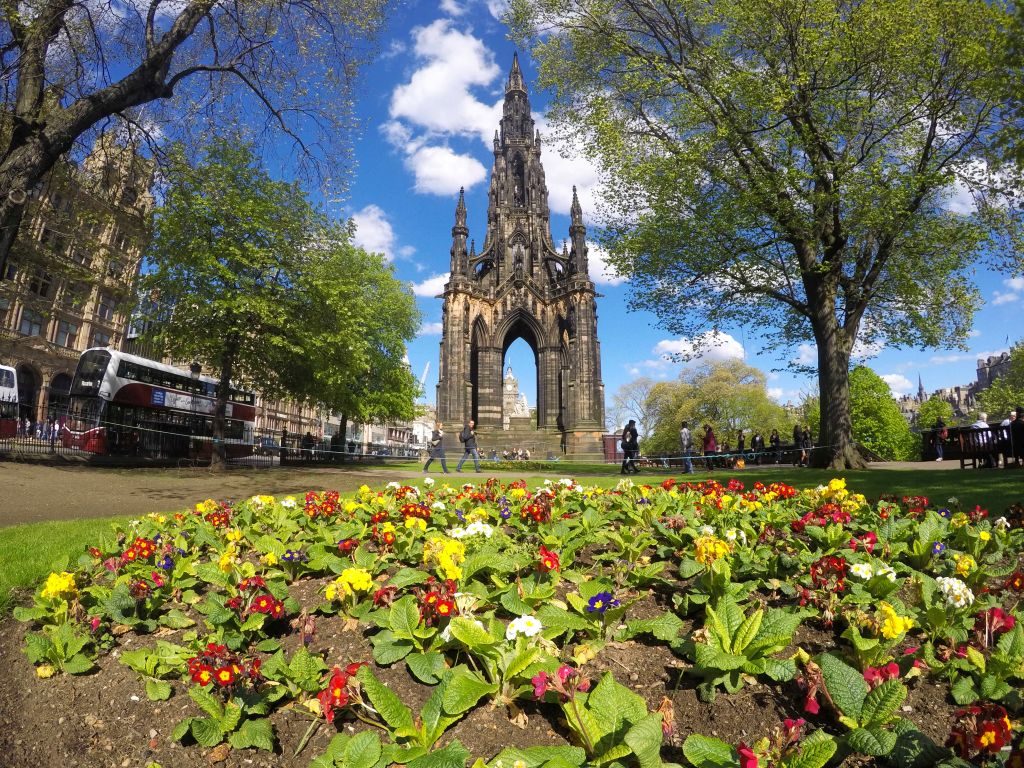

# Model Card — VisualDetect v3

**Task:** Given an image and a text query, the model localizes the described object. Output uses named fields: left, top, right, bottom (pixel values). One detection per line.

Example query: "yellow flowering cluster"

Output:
left=423, top=536, right=466, bottom=580
left=326, top=568, right=375, bottom=600
left=466, top=506, right=489, bottom=523
left=219, top=545, right=239, bottom=573
left=950, top=512, right=969, bottom=530
left=694, top=535, right=732, bottom=567
left=979, top=530, right=992, bottom=543
left=147, top=513, right=167, bottom=524
left=955, top=554, right=976, bottom=577
left=261, top=552, right=279, bottom=566
left=804, top=478, right=867, bottom=514
left=508, top=488, right=527, bottom=501
left=405, top=517, right=427, bottom=531
left=879, top=602, right=914, bottom=640
left=195, top=499, right=219, bottom=514
left=225, top=528, right=244, bottom=542
left=41, top=571, right=78, bottom=601
left=250, top=494, right=276, bottom=506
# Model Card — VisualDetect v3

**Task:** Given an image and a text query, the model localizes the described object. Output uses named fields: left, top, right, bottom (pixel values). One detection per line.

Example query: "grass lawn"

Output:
left=2, top=465, right=1019, bottom=615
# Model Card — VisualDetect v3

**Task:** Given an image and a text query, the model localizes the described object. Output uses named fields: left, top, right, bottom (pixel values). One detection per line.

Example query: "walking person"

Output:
left=456, top=419, right=481, bottom=472
left=933, top=417, right=948, bottom=462
left=800, top=425, right=813, bottom=467
left=769, top=428, right=782, bottom=464
left=620, top=419, right=640, bottom=474
left=702, top=424, right=718, bottom=471
left=679, top=420, right=694, bottom=474
left=751, top=431, right=765, bottom=465
left=423, top=421, right=450, bottom=474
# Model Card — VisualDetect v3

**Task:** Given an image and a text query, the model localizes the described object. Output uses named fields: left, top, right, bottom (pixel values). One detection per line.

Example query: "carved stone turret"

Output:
left=434, top=56, right=605, bottom=459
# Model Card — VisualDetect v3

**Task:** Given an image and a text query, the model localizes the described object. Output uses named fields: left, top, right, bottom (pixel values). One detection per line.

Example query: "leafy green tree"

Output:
left=512, top=0, right=1021, bottom=468
left=917, top=396, right=955, bottom=431
left=849, top=367, right=917, bottom=461
left=640, top=360, right=791, bottom=455
left=607, top=377, right=656, bottom=434
left=0, top=0, right=390, bottom=276
left=140, top=139, right=419, bottom=468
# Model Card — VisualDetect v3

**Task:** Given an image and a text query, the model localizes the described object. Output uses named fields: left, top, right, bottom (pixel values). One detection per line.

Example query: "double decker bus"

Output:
left=62, top=348, right=256, bottom=459
left=0, top=364, right=18, bottom=438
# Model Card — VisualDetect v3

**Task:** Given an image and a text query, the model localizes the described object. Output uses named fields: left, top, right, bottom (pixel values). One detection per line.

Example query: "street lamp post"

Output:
left=189, top=362, right=201, bottom=459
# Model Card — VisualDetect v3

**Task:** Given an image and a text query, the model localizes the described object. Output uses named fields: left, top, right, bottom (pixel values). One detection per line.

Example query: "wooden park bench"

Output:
left=958, top=427, right=1002, bottom=469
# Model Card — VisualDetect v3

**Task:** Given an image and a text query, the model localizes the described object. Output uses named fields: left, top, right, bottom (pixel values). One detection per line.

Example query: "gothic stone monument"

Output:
left=435, top=55, right=605, bottom=459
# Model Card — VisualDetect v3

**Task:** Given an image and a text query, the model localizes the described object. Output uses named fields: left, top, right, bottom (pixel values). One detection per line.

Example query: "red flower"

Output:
left=538, top=545, right=561, bottom=573
left=737, top=742, right=759, bottom=768
left=317, top=667, right=352, bottom=724
left=849, top=531, right=878, bottom=553
left=863, top=663, right=900, bottom=689
left=190, top=663, right=214, bottom=686
left=948, top=703, right=1014, bottom=758
left=435, top=599, right=455, bottom=617
left=1005, top=570, right=1024, bottom=593
left=338, top=538, right=359, bottom=554
left=214, top=666, right=236, bottom=687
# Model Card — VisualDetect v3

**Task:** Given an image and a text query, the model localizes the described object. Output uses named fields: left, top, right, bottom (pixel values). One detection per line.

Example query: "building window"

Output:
left=19, top=309, right=45, bottom=336
left=2, top=261, right=15, bottom=281
left=90, top=330, right=111, bottom=348
left=56, top=320, right=78, bottom=348
left=0, top=295, right=10, bottom=323
left=107, top=258, right=124, bottom=278
left=97, top=293, right=115, bottom=321
left=116, top=232, right=129, bottom=251
left=72, top=251, right=92, bottom=269
left=28, top=270, right=53, bottom=298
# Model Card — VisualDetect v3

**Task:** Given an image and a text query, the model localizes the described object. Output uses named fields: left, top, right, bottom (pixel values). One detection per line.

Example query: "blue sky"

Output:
left=333, top=0, right=1022, bottom=421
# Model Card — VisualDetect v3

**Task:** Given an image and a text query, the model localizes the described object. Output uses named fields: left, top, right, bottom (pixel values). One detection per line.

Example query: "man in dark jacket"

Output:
left=456, top=419, right=481, bottom=472
left=620, top=419, right=640, bottom=474
left=423, top=421, right=450, bottom=474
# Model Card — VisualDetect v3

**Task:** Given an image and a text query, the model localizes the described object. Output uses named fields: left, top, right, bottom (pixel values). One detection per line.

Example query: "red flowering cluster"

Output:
left=792, top=504, right=851, bottom=533
left=521, top=494, right=552, bottom=524
left=1006, top=570, right=1024, bottom=593
left=203, top=507, right=232, bottom=527
left=849, top=531, right=878, bottom=553
left=225, top=576, right=285, bottom=620
left=370, top=524, right=396, bottom=548
left=809, top=555, right=847, bottom=593
left=968, top=505, right=989, bottom=522
left=129, top=579, right=152, bottom=600
left=863, top=663, right=900, bottom=689
left=317, top=663, right=366, bottom=723
left=372, top=585, right=398, bottom=607
left=974, top=607, right=1017, bottom=642
left=661, top=478, right=678, bottom=491
left=399, top=502, right=431, bottom=522
left=537, top=545, right=561, bottom=573
left=532, top=664, right=590, bottom=702
left=737, top=742, right=758, bottom=768
left=392, top=485, right=418, bottom=500
left=727, top=478, right=745, bottom=492
left=304, top=490, right=340, bottom=519
left=947, top=703, right=1014, bottom=759
left=122, top=537, right=158, bottom=563
left=416, top=577, right=458, bottom=625
left=902, top=495, right=930, bottom=517
left=337, top=538, right=359, bottom=555
left=187, top=643, right=261, bottom=691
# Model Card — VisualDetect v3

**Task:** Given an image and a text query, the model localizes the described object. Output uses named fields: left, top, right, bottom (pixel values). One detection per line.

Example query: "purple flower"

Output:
left=158, top=555, right=175, bottom=571
left=932, top=541, right=946, bottom=556
left=282, top=549, right=306, bottom=563
left=937, top=508, right=951, bottom=519
left=586, top=592, right=619, bottom=614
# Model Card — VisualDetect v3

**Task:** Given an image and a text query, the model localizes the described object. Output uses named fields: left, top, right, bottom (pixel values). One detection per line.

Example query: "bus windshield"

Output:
left=0, top=368, right=14, bottom=390
left=71, top=349, right=112, bottom=396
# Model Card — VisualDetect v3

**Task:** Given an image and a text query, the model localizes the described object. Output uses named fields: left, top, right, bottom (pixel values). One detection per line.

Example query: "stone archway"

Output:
left=47, top=372, right=73, bottom=420
left=16, top=364, right=41, bottom=423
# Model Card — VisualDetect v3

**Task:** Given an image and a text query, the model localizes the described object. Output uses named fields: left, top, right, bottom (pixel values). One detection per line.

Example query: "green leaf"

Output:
left=220, top=701, right=243, bottom=733
left=500, top=589, right=533, bottom=617
left=13, top=605, right=48, bottom=622
left=390, top=596, right=421, bottom=639
left=120, top=648, right=157, bottom=676
left=343, top=730, right=383, bottom=768
left=731, top=608, right=763, bottom=654
left=171, top=718, right=192, bottom=743
left=62, top=653, right=95, bottom=675
left=619, top=612, right=684, bottom=642
left=996, top=623, right=1024, bottom=659
left=189, top=685, right=224, bottom=719
left=978, top=674, right=1012, bottom=701
left=782, top=730, right=836, bottom=768
left=449, top=617, right=496, bottom=649
left=190, top=717, right=225, bottom=748
left=950, top=676, right=978, bottom=705
left=818, top=653, right=867, bottom=722
left=145, top=679, right=173, bottom=701
left=504, top=646, right=541, bottom=681
left=406, top=740, right=471, bottom=768
left=846, top=727, right=898, bottom=756
left=228, top=717, right=275, bottom=751
left=860, top=680, right=906, bottom=728
left=441, top=667, right=497, bottom=715
left=693, top=642, right=746, bottom=672
left=372, top=635, right=414, bottom=666
left=623, top=713, right=665, bottom=768
left=355, top=665, right=414, bottom=731
left=23, top=632, right=52, bottom=665
left=406, top=651, right=447, bottom=685
left=760, top=657, right=797, bottom=682
left=488, top=746, right=587, bottom=767
left=890, top=726, right=948, bottom=768
left=587, top=672, right=647, bottom=740
left=159, top=609, right=196, bottom=629
left=389, top=568, right=430, bottom=589
left=289, top=646, right=327, bottom=685
left=682, top=734, right=735, bottom=768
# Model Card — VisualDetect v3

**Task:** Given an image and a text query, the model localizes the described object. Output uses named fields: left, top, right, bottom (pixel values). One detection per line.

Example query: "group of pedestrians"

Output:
left=422, top=419, right=483, bottom=474
left=674, top=421, right=813, bottom=473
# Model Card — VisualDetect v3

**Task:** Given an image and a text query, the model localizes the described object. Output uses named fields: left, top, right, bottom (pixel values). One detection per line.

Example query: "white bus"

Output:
left=0, top=364, right=18, bottom=438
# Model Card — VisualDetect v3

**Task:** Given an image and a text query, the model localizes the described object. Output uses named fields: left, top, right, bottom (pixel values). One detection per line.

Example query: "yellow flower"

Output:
left=694, top=536, right=732, bottom=567
left=950, top=512, right=969, bottom=530
left=509, top=488, right=527, bottom=500
left=979, top=531, right=991, bottom=542
left=423, top=536, right=466, bottom=580
left=467, top=506, right=489, bottom=522
left=219, top=546, right=239, bottom=573
left=327, top=568, right=375, bottom=600
left=195, top=499, right=219, bottom=514
left=345, top=501, right=360, bottom=514
left=225, top=528, right=244, bottom=542
left=36, top=664, right=56, bottom=679
left=828, top=478, right=847, bottom=493
left=955, top=554, right=976, bottom=577
left=879, top=602, right=914, bottom=640
left=147, top=513, right=167, bottom=524
left=261, top=552, right=279, bottom=566
left=405, top=517, right=427, bottom=530
left=381, top=521, right=396, bottom=534
left=41, top=572, right=78, bottom=600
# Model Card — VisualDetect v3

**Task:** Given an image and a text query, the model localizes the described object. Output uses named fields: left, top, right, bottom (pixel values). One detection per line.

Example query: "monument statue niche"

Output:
left=434, top=54, right=605, bottom=460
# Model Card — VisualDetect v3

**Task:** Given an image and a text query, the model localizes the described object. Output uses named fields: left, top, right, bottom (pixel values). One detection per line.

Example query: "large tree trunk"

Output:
left=814, top=322, right=866, bottom=470
left=338, top=413, right=347, bottom=463
left=212, top=337, right=239, bottom=471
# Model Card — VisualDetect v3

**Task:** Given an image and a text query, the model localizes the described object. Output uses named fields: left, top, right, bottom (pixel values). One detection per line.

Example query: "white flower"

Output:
left=280, top=497, right=296, bottom=509
left=724, top=528, right=747, bottom=545
left=431, top=501, right=446, bottom=512
left=936, top=576, right=974, bottom=608
left=506, top=615, right=543, bottom=641
left=948, top=497, right=959, bottom=505
left=449, top=527, right=468, bottom=539
left=995, top=516, right=1009, bottom=531
left=850, top=563, right=874, bottom=580
left=559, top=478, right=574, bottom=486
left=423, top=477, right=435, bottom=487
left=386, top=481, right=400, bottom=490
left=465, top=521, right=494, bottom=538
left=700, top=525, right=715, bottom=537
left=876, top=565, right=897, bottom=582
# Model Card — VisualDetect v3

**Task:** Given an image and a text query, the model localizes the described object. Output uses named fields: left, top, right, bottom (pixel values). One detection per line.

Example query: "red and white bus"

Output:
left=62, top=348, right=256, bottom=459
left=0, top=364, right=18, bottom=438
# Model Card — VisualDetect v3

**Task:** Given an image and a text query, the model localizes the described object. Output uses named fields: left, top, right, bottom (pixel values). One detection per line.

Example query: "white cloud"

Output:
left=351, top=204, right=413, bottom=262
left=418, top=321, right=444, bottom=336
left=412, top=273, right=449, bottom=297
left=767, top=387, right=784, bottom=401
left=485, top=0, right=510, bottom=19
left=929, top=353, right=970, bottom=365
left=1007, top=277, right=1024, bottom=291
left=587, top=245, right=625, bottom=286
left=993, top=276, right=1024, bottom=306
left=968, top=329, right=981, bottom=338
left=654, top=332, right=745, bottom=363
left=881, top=373, right=913, bottom=397
left=440, top=0, right=466, bottom=15
left=405, top=146, right=487, bottom=195
left=793, top=343, right=817, bottom=366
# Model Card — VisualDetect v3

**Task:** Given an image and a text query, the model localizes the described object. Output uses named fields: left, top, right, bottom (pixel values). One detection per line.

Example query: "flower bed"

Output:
left=10, top=477, right=1024, bottom=768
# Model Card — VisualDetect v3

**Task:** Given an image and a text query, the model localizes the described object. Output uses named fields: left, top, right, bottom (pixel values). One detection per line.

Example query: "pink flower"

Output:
left=737, top=742, right=759, bottom=768
left=532, top=671, right=549, bottom=699
left=863, top=663, right=900, bottom=689
left=803, top=692, right=820, bottom=715
left=782, top=717, right=806, bottom=744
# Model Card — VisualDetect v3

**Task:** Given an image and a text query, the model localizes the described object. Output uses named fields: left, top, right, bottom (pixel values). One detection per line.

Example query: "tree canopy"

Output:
left=139, top=138, right=419, bottom=467
left=0, top=0, right=390, bottom=274
left=635, top=359, right=791, bottom=455
left=512, top=0, right=1023, bottom=468
left=917, top=396, right=955, bottom=430
left=849, top=366, right=917, bottom=460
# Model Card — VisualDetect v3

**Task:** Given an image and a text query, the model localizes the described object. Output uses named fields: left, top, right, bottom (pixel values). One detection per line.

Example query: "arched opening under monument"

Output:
left=502, top=336, right=536, bottom=430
